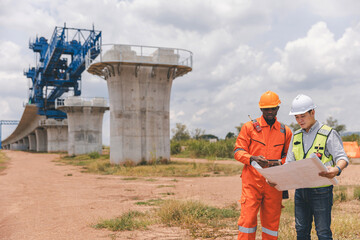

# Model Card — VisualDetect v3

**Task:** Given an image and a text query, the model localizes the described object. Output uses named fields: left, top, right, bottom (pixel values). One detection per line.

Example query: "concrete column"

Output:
left=35, top=128, right=47, bottom=152
left=87, top=45, right=192, bottom=165
left=10, top=142, right=19, bottom=150
left=28, top=134, right=37, bottom=151
left=23, top=137, right=29, bottom=150
left=107, top=65, right=173, bottom=164
left=11, top=141, right=26, bottom=150
left=58, top=97, right=108, bottom=155
left=42, top=119, right=68, bottom=152
left=9, top=143, right=16, bottom=150
left=45, top=119, right=68, bottom=152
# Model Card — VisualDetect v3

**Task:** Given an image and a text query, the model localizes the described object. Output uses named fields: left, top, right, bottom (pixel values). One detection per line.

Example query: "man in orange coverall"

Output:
left=234, top=91, right=292, bottom=240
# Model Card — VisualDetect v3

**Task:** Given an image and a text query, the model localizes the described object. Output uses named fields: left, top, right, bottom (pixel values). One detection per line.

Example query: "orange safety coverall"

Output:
left=234, top=116, right=292, bottom=240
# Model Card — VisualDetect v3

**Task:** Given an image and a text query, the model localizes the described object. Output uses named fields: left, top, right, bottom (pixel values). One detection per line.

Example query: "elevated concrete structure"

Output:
left=2, top=104, right=46, bottom=150
left=2, top=100, right=108, bottom=154
left=87, top=44, right=192, bottom=165
left=57, top=97, right=109, bottom=155
left=2, top=104, right=68, bottom=152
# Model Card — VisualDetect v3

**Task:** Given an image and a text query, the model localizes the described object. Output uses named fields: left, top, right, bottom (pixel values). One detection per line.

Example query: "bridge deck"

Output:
left=2, top=104, right=46, bottom=145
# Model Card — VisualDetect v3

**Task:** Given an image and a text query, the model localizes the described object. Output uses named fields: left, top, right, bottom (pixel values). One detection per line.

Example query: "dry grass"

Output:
left=0, top=151, right=9, bottom=172
left=276, top=191, right=360, bottom=240
left=58, top=153, right=243, bottom=177
left=94, top=199, right=239, bottom=239
left=94, top=193, right=359, bottom=239
left=94, top=211, right=151, bottom=231
left=59, top=153, right=359, bottom=239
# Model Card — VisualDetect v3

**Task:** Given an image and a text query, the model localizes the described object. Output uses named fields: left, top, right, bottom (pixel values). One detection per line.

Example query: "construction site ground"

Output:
left=0, top=150, right=359, bottom=240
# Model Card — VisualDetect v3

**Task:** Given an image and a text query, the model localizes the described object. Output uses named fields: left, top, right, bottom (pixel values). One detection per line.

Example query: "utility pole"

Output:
left=0, top=120, right=19, bottom=149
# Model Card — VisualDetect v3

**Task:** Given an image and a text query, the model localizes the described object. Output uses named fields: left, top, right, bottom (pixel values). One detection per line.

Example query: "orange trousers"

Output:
left=238, top=181, right=282, bottom=240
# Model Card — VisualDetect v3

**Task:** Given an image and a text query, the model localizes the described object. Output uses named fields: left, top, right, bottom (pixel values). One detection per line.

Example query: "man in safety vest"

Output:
left=286, top=94, right=348, bottom=240
left=234, top=91, right=292, bottom=240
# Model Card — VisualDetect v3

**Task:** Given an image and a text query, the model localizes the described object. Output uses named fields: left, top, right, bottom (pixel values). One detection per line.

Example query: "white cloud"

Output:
left=1, top=0, right=360, bottom=142
left=0, top=41, right=30, bottom=73
left=268, top=21, right=360, bottom=90
left=306, top=0, right=360, bottom=18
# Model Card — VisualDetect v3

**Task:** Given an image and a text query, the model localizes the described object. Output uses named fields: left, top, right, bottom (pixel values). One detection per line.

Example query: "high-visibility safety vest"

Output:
left=292, top=124, right=335, bottom=167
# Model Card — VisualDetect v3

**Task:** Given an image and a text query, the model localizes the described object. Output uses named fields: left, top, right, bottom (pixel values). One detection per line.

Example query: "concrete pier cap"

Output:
left=57, top=96, right=109, bottom=155
left=86, top=44, right=193, bottom=165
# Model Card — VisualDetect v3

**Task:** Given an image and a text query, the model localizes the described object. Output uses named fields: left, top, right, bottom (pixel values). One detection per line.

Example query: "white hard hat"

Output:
left=289, top=94, right=316, bottom=115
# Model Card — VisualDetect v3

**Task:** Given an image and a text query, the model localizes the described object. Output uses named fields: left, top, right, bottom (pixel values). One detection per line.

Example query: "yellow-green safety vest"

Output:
left=292, top=124, right=335, bottom=167
left=292, top=125, right=335, bottom=188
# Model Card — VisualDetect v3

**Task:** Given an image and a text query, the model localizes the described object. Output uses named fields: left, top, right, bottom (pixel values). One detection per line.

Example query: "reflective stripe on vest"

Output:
left=262, top=226, right=278, bottom=237
left=292, top=125, right=334, bottom=167
left=238, top=225, right=257, bottom=234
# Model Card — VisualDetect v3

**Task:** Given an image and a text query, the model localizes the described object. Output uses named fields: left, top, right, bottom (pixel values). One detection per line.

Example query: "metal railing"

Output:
left=55, top=97, right=109, bottom=109
left=39, top=118, right=67, bottom=126
left=85, top=44, right=193, bottom=69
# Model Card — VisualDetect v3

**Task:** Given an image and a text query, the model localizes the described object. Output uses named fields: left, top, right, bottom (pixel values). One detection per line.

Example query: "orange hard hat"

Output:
left=259, top=91, right=281, bottom=108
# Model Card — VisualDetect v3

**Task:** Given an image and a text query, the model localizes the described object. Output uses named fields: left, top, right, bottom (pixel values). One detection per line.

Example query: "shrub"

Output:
left=354, top=187, right=360, bottom=200
left=334, top=190, right=347, bottom=202
left=170, top=141, right=181, bottom=155
left=88, top=151, right=100, bottom=159
left=185, top=138, right=236, bottom=159
left=94, top=211, right=149, bottom=231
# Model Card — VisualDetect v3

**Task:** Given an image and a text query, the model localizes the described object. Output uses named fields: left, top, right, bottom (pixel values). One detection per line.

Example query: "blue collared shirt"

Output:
left=285, top=121, right=349, bottom=164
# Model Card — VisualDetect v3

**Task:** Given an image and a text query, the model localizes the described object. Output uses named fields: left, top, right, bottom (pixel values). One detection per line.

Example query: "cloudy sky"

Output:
left=1, top=0, right=360, bottom=144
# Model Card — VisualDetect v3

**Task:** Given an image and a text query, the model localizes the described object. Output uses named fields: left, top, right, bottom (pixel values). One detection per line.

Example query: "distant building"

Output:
left=200, top=134, right=219, bottom=143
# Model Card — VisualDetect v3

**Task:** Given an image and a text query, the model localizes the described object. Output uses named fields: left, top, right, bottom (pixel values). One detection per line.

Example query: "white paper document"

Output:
left=253, top=157, right=338, bottom=191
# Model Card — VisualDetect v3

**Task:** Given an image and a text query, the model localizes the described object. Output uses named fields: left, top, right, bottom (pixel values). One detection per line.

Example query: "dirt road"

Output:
left=0, top=151, right=243, bottom=240
left=0, top=151, right=359, bottom=240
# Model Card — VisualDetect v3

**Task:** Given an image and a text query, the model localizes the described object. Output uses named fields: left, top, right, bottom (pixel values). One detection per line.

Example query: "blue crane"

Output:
left=0, top=120, right=20, bottom=149
left=24, top=24, right=102, bottom=119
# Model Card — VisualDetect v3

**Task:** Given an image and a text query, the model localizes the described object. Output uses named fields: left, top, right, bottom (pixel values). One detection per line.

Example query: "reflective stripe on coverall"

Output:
left=234, top=116, right=292, bottom=240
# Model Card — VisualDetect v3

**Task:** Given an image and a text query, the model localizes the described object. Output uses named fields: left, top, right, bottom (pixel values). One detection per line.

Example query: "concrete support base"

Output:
left=35, top=128, right=47, bottom=152
left=107, top=65, right=173, bottom=165
left=58, top=97, right=109, bottom=155
left=22, top=138, right=29, bottom=150
left=40, top=119, right=68, bottom=152
left=28, top=134, right=36, bottom=151
left=10, top=142, right=27, bottom=150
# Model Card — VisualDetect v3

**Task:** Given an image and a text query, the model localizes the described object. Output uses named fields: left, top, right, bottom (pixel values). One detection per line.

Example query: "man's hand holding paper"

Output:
left=252, top=156, right=338, bottom=191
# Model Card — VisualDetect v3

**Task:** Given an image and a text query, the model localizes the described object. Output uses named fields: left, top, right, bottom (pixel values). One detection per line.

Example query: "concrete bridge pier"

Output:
left=57, top=97, right=109, bottom=155
left=10, top=141, right=26, bottom=150
left=87, top=45, right=192, bottom=165
left=35, top=128, right=47, bottom=152
left=28, top=134, right=36, bottom=151
left=39, top=119, right=68, bottom=152
left=23, top=137, right=29, bottom=150
left=9, top=143, right=17, bottom=150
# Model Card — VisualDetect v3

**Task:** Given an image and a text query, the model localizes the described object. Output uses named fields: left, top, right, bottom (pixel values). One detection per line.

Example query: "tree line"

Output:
left=171, top=117, right=358, bottom=158
left=172, top=116, right=349, bottom=141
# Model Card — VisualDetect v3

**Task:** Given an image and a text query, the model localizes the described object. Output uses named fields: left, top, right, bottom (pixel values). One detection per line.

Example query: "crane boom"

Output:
left=24, top=24, right=102, bottom=118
